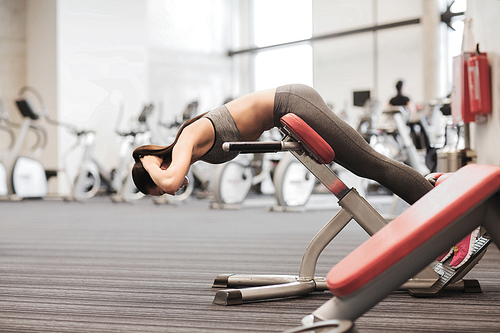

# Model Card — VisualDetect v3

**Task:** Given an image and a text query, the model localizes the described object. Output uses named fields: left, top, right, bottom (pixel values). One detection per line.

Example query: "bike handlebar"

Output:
left=159, top=120, right=183, bottom=129
left=115, top=129, right=148, bottom=137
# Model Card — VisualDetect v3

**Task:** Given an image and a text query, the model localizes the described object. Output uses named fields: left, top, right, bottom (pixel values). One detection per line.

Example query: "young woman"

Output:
left=132, top=84, right=433, bottom=204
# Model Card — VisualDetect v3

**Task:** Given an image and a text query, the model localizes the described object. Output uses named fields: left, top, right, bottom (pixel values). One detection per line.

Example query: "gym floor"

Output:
left=1, top=194, right=499, bottom=332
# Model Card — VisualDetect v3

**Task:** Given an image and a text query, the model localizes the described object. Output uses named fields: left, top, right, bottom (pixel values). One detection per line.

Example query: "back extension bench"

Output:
left=286, top=163, right=500, bottom=333
left=212, top=114, right=491, bottom=305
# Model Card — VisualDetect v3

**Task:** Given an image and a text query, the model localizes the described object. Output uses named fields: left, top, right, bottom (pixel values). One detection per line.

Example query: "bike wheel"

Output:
left=274, top=155, right=315, bottom=208
left=120, top=174, right=145, bottom=202
left=73, top=166, right=101, bottom=200
left=212, top=161, right=252, bottom=205
left=169, top=170, right=195, bottom=202
left=0, top=162, right=7, bottom=196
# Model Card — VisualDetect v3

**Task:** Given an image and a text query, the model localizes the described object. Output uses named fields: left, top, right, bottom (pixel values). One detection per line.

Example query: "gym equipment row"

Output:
left=353, top=98, right=473, bottom=220
left=0, top=87, right=151, bottom=202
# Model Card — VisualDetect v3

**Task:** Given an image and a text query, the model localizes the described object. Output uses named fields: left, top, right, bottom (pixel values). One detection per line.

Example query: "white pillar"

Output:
left=422, top=0, right=442, bottom=101
left=26, top=0, right=59, bottom=192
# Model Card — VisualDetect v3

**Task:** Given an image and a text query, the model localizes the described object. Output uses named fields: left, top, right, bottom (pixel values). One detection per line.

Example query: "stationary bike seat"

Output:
left=280, top=113, right=335, bottom=164
left=15, top=98, right=40, bottom=120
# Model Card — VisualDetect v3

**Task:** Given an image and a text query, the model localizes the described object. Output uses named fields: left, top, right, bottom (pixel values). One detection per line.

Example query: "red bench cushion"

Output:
left=327, top=164, right=500, bottom=297
left=280, top=113, right=335, bottom=164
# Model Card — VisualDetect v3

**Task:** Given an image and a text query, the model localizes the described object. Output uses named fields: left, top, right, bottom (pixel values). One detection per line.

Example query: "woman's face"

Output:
left=147, top=187, right=166, bottom=196
left=147, top=175, right=189, bottom=197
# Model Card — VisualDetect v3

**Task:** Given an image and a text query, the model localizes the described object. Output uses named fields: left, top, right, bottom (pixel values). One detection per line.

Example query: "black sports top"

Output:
left=200, top=105, right=242, bottom=164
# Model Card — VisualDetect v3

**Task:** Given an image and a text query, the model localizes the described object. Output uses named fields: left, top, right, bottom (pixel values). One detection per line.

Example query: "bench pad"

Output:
left=280, top=114, right=335, bottom=164
left=327, top=164, right=500, bottom=297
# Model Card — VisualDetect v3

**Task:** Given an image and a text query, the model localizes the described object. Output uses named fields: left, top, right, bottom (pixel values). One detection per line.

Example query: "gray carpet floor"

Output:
left=1, top=195, right=499, bottom=332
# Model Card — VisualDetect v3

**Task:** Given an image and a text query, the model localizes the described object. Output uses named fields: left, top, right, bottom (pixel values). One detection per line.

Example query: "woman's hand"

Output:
left=180, top=176, right=189, bottom=190
left=140, top=155, right=163, bottom=172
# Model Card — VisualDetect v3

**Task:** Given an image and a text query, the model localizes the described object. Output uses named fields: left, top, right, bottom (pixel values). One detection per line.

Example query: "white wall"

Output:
left=147, top=0, right=235, bottom=127
left=56, top=0, right=235, bottom=194
left=0, top=0, right=26, bottom=151
left=56, top=0, right=150, bottom=193
left=467, top=0, right=500, bottom=166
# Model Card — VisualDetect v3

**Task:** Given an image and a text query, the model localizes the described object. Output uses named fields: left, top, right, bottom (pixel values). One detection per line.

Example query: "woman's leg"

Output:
left=274, top=84, right=433, bottom=205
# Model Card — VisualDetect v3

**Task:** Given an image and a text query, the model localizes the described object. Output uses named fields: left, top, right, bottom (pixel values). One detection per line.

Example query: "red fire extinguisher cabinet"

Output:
left=467, top=49, right=492, bottom=115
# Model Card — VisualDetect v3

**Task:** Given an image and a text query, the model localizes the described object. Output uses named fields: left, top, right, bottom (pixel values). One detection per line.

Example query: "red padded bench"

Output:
left=306, top=164, right=500, bottom=323
left=280, top=113, right=335, bottom=165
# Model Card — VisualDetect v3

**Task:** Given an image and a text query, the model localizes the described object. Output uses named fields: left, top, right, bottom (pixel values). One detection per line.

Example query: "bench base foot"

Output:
left=212, top=280, right=317, bottom=305
left=213, top=289, right=243, bottom=305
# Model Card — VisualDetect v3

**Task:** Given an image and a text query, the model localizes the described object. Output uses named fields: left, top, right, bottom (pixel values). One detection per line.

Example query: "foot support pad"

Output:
left=408, top=236, right=490, bottom=297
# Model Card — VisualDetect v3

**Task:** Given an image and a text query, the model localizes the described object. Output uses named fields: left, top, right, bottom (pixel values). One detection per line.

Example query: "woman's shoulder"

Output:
left=182, top=116, right=214, bottom=136
left=178, top=117, right=215, bottom=159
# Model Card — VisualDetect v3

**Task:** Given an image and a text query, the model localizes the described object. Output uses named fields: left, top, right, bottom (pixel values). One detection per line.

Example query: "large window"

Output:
left=444, top=0, right=467, bottom=91
left=447, top=0, right=467, bottom=57
left=252, top=0, right=313, bottom=91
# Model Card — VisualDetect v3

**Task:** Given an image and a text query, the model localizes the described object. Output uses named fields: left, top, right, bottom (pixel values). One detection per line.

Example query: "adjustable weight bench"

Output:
left=212, top=114, right=489, bottom=306
left=286, top=164, right=500, bottom=332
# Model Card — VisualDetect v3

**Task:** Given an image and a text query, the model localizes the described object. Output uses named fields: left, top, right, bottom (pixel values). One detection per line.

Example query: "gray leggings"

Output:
left=273, top=84, right=433, bottom=205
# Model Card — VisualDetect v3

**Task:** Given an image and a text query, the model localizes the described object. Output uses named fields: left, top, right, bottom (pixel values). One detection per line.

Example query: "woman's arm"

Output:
left=141, top=118, right=214, bottom=195
left=141, top=145, right=192, bottom=195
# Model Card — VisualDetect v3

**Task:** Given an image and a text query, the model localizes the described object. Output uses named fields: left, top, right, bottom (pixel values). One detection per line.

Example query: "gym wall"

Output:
left=466, top=0, right=500, bottom=166
left=147, top=0, right=236, bottom=126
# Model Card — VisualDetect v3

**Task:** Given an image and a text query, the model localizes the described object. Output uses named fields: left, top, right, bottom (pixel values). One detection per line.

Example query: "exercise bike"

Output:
left=210, top=128, right=317, bottom=210
left=372, top=105, right=430, bottom=175
left=361, top=105, right=433, bottom=218
left=3, top=87, right=50, bottom=199
left=110, top=105, right=153, bottom=203
left=63, top=105, right=152, bottom=201
left=209, top=128, right=290, bottom=208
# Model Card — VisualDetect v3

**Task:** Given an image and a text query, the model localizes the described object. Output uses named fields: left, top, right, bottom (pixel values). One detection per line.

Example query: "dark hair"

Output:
left=132, top=112, right=208, bottom=194
left=396, top=80, right=404, bottom=93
